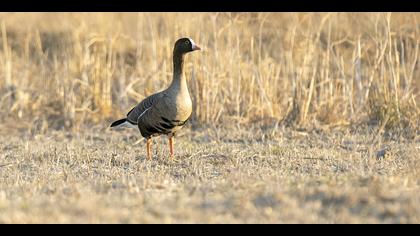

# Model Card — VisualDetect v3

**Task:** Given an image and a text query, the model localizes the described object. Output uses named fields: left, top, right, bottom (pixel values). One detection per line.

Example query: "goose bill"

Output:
left=192, top=44, right=201, bottom=51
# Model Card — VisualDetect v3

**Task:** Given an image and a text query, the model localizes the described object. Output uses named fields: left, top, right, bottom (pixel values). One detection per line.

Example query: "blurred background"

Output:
left=0, top=13, right=418, bottom=136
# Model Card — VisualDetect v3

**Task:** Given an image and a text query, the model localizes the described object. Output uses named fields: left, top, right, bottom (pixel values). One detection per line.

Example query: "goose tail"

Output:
left=110, top=118, right=137, bottom=129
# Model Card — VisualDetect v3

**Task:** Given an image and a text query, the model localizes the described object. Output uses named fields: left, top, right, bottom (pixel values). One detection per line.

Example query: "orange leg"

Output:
left=146, top=138, right=152, bottom=160
left=169, top=135, right=174, bottom=160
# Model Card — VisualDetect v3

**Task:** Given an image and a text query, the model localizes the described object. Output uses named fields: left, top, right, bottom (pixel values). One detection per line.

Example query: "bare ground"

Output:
left=0, top=126, right=419, bottom=223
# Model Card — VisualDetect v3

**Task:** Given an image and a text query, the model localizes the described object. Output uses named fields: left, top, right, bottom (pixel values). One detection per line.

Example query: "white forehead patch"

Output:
left=188, top=38, right=196, bottom=47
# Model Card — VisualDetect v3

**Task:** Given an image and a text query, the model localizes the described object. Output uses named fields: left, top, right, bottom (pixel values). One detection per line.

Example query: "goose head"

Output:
left=174, top=38, right=201, bottom=55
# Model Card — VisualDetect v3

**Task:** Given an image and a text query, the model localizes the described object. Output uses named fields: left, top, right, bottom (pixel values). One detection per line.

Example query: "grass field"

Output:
left=0, top=13, right=419, bottom=223
left=0, top=127, right=419, bottom=223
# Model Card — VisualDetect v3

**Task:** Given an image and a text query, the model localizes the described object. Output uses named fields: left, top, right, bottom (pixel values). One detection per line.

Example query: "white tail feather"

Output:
left=114, top=121, right=138, bottom=129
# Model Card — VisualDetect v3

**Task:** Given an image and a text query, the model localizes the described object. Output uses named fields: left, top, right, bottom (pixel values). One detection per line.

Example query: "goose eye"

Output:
left=185, top=41, right=190, bottom=45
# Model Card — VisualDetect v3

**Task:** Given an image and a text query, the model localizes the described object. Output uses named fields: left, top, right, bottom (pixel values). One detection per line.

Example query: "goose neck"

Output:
left=173, top=52, right=185, bottom=78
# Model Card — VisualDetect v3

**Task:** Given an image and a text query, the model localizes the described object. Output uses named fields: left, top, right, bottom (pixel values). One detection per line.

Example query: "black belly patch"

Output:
left=160, top=122, right=176, bottom=129
left=141, top=117, right=189, bottom=138
left=145, top=125, right=162, bottom=135
left=161, top=116, right=189, bottom=127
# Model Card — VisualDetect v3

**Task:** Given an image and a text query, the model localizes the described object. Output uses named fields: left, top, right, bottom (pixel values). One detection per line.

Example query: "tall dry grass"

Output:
left=0, top=13, right=418, bottom=135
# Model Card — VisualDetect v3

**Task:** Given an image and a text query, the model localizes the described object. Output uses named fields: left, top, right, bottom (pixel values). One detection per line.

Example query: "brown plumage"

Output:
left=110, top=38, right=201, bottom=160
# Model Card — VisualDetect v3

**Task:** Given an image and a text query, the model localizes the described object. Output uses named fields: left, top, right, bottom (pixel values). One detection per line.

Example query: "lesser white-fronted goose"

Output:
left=111, top=38, right=201, bottom=160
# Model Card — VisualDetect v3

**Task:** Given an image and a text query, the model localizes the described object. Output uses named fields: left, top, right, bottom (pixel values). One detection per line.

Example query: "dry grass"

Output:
left=0, top=128, right=419, bottom=223
left=0, top=13, right=418, bottom=132
left=0, top=13, right=419, bottom=223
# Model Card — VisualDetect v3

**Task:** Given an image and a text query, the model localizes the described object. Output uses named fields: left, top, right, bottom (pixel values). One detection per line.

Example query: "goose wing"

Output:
left=126, top=92, right=163, bottom=124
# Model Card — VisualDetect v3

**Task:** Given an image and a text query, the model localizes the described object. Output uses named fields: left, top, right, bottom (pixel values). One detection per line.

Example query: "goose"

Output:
left=110, top=38, right=201, bottom=160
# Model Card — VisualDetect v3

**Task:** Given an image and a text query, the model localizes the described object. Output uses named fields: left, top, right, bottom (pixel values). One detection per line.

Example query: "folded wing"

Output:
left=126, top=92, right=163, bottom=125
